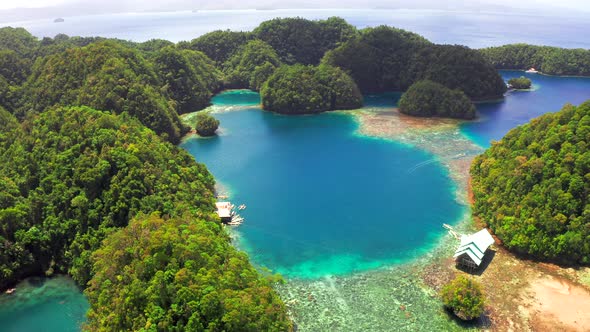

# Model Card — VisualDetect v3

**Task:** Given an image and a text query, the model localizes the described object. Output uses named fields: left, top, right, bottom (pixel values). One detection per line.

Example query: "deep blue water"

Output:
left=5, top=9, right=590, bottom=48
left=1, top=9, right=590, bottom=331
left=182, top=91, right=463, bottom=278
left=462, top=71, right=590, bottom=147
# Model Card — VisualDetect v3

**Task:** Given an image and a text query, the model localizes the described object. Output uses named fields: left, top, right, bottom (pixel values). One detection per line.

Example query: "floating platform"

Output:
left=216, top=201, right=245, bottom=226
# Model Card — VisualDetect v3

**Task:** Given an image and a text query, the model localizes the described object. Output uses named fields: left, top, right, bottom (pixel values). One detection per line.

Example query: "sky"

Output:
left=0, top=0, right=588, bottom=11
left=0, top=0, right=587, bottom=22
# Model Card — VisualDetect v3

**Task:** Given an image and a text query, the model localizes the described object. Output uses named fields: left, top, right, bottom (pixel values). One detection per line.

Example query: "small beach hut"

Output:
left=215, top=202, right=233, bottom=223
left=453, top=229, right=495, bottom=269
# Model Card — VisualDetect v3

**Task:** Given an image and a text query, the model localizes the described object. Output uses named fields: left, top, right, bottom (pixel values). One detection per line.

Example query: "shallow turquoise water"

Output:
left=0, top=276, right=88, bottom=332
left=182, top=90, right=464, bottom=279
left=2, top=75, right=590, bottom=330
left=462, top=70, right=590, bottom=147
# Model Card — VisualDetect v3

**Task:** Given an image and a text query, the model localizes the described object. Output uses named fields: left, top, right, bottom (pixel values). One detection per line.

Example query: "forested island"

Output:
left=322, top=26, right=507, bottom=100
left=480, top=44, right=590, bottom=76
left=261, top=64, right=362, bottom=114
left=471, top=101, right=590, bottom=264
left=398, top=80, right=476, bottom=119
left=507, top=76, right=532, bottom=89
left=0, top=16, right=559, bottom=330
left=184, top=18, right=506, bottom=115
left=0, top=18, right=508, bottom=123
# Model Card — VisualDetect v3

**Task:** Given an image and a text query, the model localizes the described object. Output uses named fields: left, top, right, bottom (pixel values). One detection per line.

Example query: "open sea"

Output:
left=1, top=9, right=590, bottom=331
left=4, top=9, right=590, bottom=49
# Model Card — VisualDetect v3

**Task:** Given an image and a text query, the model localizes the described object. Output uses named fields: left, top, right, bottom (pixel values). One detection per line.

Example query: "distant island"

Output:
left=507, top=76, right=532, bottom=89
left=480, top=44, right=590, bottom=76
left=53, top=17, right=64, bottom=23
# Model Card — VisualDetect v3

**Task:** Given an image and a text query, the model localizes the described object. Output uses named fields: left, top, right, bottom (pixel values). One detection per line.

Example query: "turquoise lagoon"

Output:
left=2, top=73, right=590, bottom=330
left=182, top=90, right=464, bottom=279
left=0, top=276, right=88, bottom=332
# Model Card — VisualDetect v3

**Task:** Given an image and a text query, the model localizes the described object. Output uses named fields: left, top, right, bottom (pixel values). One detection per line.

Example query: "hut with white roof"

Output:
left=453, top=228, right=495, bottom=269
left=215, top=202, right=233, bottom=223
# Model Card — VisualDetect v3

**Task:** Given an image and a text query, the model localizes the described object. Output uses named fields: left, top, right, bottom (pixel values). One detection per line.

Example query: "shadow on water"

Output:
left=27, top=277, right=45, bottom=287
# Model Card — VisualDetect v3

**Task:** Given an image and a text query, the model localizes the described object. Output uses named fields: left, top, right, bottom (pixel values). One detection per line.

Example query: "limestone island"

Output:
left=257, top=24, right=505, bottom=116
left=194, top=112, right=220, bottom=136
left=261, top=64, right=362, bottom=114
left=480, top=43, right=590, bottom=76
left=507, top=76, right=532, bottom=89
left=398, top=80, right=476, bottom=120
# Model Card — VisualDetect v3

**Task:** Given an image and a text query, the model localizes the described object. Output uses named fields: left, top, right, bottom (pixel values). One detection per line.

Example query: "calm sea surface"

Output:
left=4, top=9, right=590, bottom=48
left=183, top=90, right=463, bottom=278
left=464, top=71, right=590, bottom=147
left=1, top=10, right=590, bottom=331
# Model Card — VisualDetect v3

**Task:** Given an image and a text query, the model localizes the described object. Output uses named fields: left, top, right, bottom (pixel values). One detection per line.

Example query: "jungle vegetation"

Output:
left=183, top=30, right=253, bottom=65
left=398, top=80, right=476, bottom=119
left=441, top=275, right=486, bottom=321
left=480, top=44, right=590, bottom=76
left=261, top=64, right=362, bottom=114
left=0, top=106, right=291, bottom=330
left=194, top=113, right=220, bottom=136
left=471, top=101, right=590, bottom=264
left=322, top=26, right=507, bottom=100
left=222, top=39, right=282, bottom=91
left=507, top=76, right=532, bottom=89
left=253, top=16, right=357, bottom=65
left=0, top=16, right=518, bottom=330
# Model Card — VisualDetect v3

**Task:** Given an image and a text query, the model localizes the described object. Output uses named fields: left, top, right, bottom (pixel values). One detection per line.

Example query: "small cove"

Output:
left=462, top=70, right=590, bottom=147
left=181, top=90, right=464, bottom=279
left=2, top=72, right=590, bottom=331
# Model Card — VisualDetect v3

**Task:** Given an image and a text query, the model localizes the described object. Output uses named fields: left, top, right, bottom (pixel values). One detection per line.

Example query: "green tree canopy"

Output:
left=508, top=76, right=532, bottom=89
left=261, top=64, right=362, bottom=114
left=23, top=40, right=187, bottom=143
left=222, top=39, right=282, bottom=91
left=184, top=30, right=253, bottom=65
left=86, top=212, right=291, bottom=331
left=441, top=275, right=486, bottom=320
left=195, top=112, right=220, bottom=136
left=0, top=106, right=216, bottom=288
left=0, top=49, right=32, bottom=85
left=398, top=80, right=476, bottom=119
left=471, top=101, right=590, bottom=264
left=0, top=27, right=38, bottom=56
left=35, top=34, right=106, bottom=58
left=0, top=106, right=291, bottom=329
left=253, top=17, right=357, bottom=65
left=323, top=26, right=506, bottom=99
left=480, top=44, right=590, bottom=76
left=154, top=46, right=221, bottom=114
